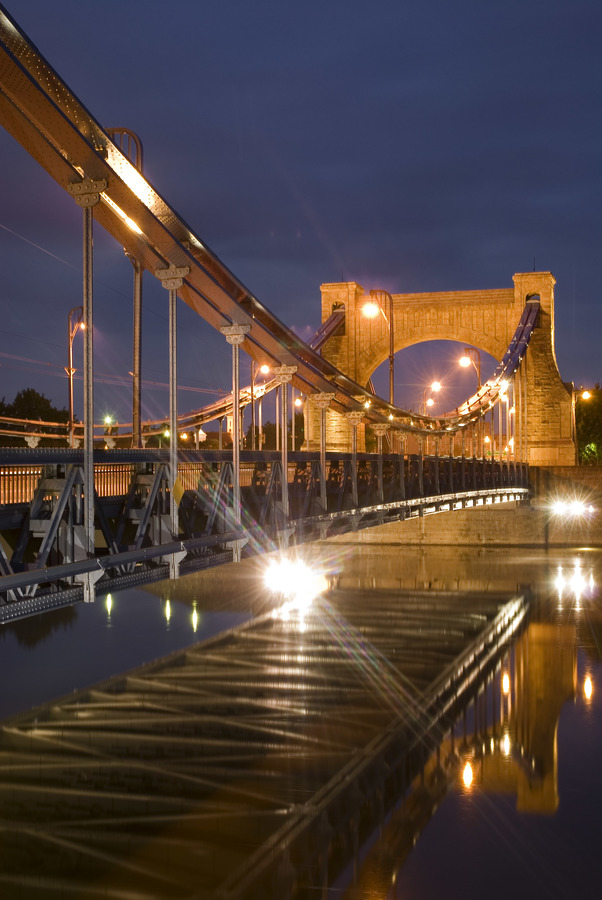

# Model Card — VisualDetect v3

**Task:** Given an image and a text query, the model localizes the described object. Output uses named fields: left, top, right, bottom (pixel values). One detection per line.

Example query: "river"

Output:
left=1, top=543, right=600, bottom=899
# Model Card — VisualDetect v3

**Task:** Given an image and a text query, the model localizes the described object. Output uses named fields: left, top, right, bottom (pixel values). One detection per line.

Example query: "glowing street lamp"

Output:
left=362, top=289, right=395, bottom=405
left=422, top=381, right=442, bottom=415
left=459, top=347, right=482, bottom=389
left=66, top=305, right=85, bottom=447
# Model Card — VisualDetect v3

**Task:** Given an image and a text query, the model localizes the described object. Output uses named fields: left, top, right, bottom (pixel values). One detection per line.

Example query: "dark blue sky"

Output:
left=1, top=0, right=600, bottom=423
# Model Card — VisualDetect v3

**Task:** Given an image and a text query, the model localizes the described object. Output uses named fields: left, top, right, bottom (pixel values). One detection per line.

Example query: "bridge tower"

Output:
left=305, top=272, right=576, bottom=465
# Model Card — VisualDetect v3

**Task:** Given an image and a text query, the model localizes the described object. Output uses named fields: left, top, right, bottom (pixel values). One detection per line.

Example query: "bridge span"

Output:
left=0, top=445, right=528, bottom=621
left=2, top=6, right=579, bottom=614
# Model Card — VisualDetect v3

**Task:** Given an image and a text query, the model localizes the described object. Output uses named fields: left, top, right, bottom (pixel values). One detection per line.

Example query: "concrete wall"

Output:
left=327, top=466, right=602, bottom=547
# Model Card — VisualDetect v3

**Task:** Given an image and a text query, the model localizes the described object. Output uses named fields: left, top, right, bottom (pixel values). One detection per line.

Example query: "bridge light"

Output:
left=459, top=355, right=471, bottom=368
left=364, top=399, right=371, bottom=409
left=362, top=301, right=380, bottom=319
left=181, top=432, right=188, bottom=440
left=502, top=672, right=510, bottom=694
left=259, top=364, right=270, bottom=375
left=431, top=381, right=442, bottom=393
left=294, top=397, right=303, bottom=407
left=581, top=390, right=592, bottom=400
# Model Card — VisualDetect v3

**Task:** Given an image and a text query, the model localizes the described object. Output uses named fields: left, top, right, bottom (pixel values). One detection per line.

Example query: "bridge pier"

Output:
left=309, top=273, right=576, bottom=465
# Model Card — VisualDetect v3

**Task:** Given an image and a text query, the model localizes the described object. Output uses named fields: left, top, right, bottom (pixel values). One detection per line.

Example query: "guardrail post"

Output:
left=156, top=265, right=190, bottom=560
left=399, top=434, right=406, bottom=501
left=434, top=437, right=440, bottom=495
left=310, top=393, right=335, bottom=511
left=221, top=324, right=251, bottom=560
left=273, top=366, right=297, bottom=519
left=345, top=411, right=364, bottom=506
left=128, top=254, right=143, bottom=448
left=67, top=177, right=106, bottom=601
left=373, top=425, right=388, bottom=503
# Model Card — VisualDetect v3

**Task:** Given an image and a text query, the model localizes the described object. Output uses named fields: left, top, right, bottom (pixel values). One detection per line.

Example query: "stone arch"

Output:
left=311, top=273, right=575, bottom=465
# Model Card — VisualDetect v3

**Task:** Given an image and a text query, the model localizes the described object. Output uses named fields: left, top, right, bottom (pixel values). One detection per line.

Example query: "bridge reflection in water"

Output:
left=0, top=546, right=595, bottom=900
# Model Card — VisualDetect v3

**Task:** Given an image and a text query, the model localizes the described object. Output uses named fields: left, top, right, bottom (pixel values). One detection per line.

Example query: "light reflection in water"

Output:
left=555, top=560, right=596, bottom=608
left=584, top=675, right=593, bottom=701
left=265, top=554, right=330, bottom=631
left=462, top=761, right=473, bottom=788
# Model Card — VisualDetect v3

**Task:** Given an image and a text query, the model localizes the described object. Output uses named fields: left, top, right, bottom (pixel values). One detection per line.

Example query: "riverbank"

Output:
left=327, top=466, right=602, bottom=547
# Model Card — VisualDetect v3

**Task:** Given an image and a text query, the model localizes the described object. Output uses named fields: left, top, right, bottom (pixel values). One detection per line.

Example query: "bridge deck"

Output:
left=0, top=586, right=526, bottom=899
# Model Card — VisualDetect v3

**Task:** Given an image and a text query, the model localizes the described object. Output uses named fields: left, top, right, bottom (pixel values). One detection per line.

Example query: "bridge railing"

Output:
left=0, top=448, right=529, bottom=614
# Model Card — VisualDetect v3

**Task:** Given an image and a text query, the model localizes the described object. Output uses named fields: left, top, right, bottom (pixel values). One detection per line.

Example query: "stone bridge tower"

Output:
left=306, top=272, right=575, bottom=465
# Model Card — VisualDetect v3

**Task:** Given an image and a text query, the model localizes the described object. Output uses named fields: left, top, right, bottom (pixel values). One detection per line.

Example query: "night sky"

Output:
left=1, top=0, right=600, bottom=424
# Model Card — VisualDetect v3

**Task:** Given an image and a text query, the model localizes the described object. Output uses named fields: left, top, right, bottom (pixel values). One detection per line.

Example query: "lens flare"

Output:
left=265, top=557, right=329, bottom=620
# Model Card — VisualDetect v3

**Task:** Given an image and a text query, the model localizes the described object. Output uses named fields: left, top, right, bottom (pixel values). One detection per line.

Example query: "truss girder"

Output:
left=0, top=451, right=529, bottom=610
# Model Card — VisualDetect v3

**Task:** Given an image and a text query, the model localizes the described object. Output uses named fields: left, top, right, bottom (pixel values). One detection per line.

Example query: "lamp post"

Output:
left=65, top=305, right=85, bottom=447
left=251, top=362, right=270, bottom=450
left=459, top=347, right=482, bottom=389
left=363, top=289, right=395, bottom=406
left=421, top=381, right=441, bottom=415
left=459, top=348, right=482, bottom=457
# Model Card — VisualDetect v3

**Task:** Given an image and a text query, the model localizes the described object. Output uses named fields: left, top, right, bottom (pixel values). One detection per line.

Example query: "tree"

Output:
left=0, top=388, right=69, bottom=447
left=575, top=385, right=602, bottom=464
left=8, top=388, right=68, bottom=423
left=245, top=412, right=304, bottom=451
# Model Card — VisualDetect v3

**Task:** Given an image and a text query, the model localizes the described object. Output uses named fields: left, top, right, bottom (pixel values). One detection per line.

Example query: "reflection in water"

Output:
left=0, top=601, right=77, bottom=648
left=337, top=548, right=601, bottom=900
left=0, top=546, right=601, bottom=899
left=584, top=673, right=593, bottom=700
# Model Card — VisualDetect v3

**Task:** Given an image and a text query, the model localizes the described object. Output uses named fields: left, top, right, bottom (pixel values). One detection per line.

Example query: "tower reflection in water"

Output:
left=338, top=555, right=598, bottom=900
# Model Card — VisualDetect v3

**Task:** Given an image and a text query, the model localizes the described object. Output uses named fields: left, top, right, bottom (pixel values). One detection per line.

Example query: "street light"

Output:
left=459, top=347, right=482, bottom=389
left=65, top=306, right=85, bottom=447
left=459, top=348, right=482, bottom=456
left=362, top=289, right=395, bottom=405
left=421, top=381, right=441, bottom=415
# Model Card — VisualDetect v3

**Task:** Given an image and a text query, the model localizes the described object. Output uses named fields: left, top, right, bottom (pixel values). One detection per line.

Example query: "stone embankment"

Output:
left=328, top=466, right=602, bottom=547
